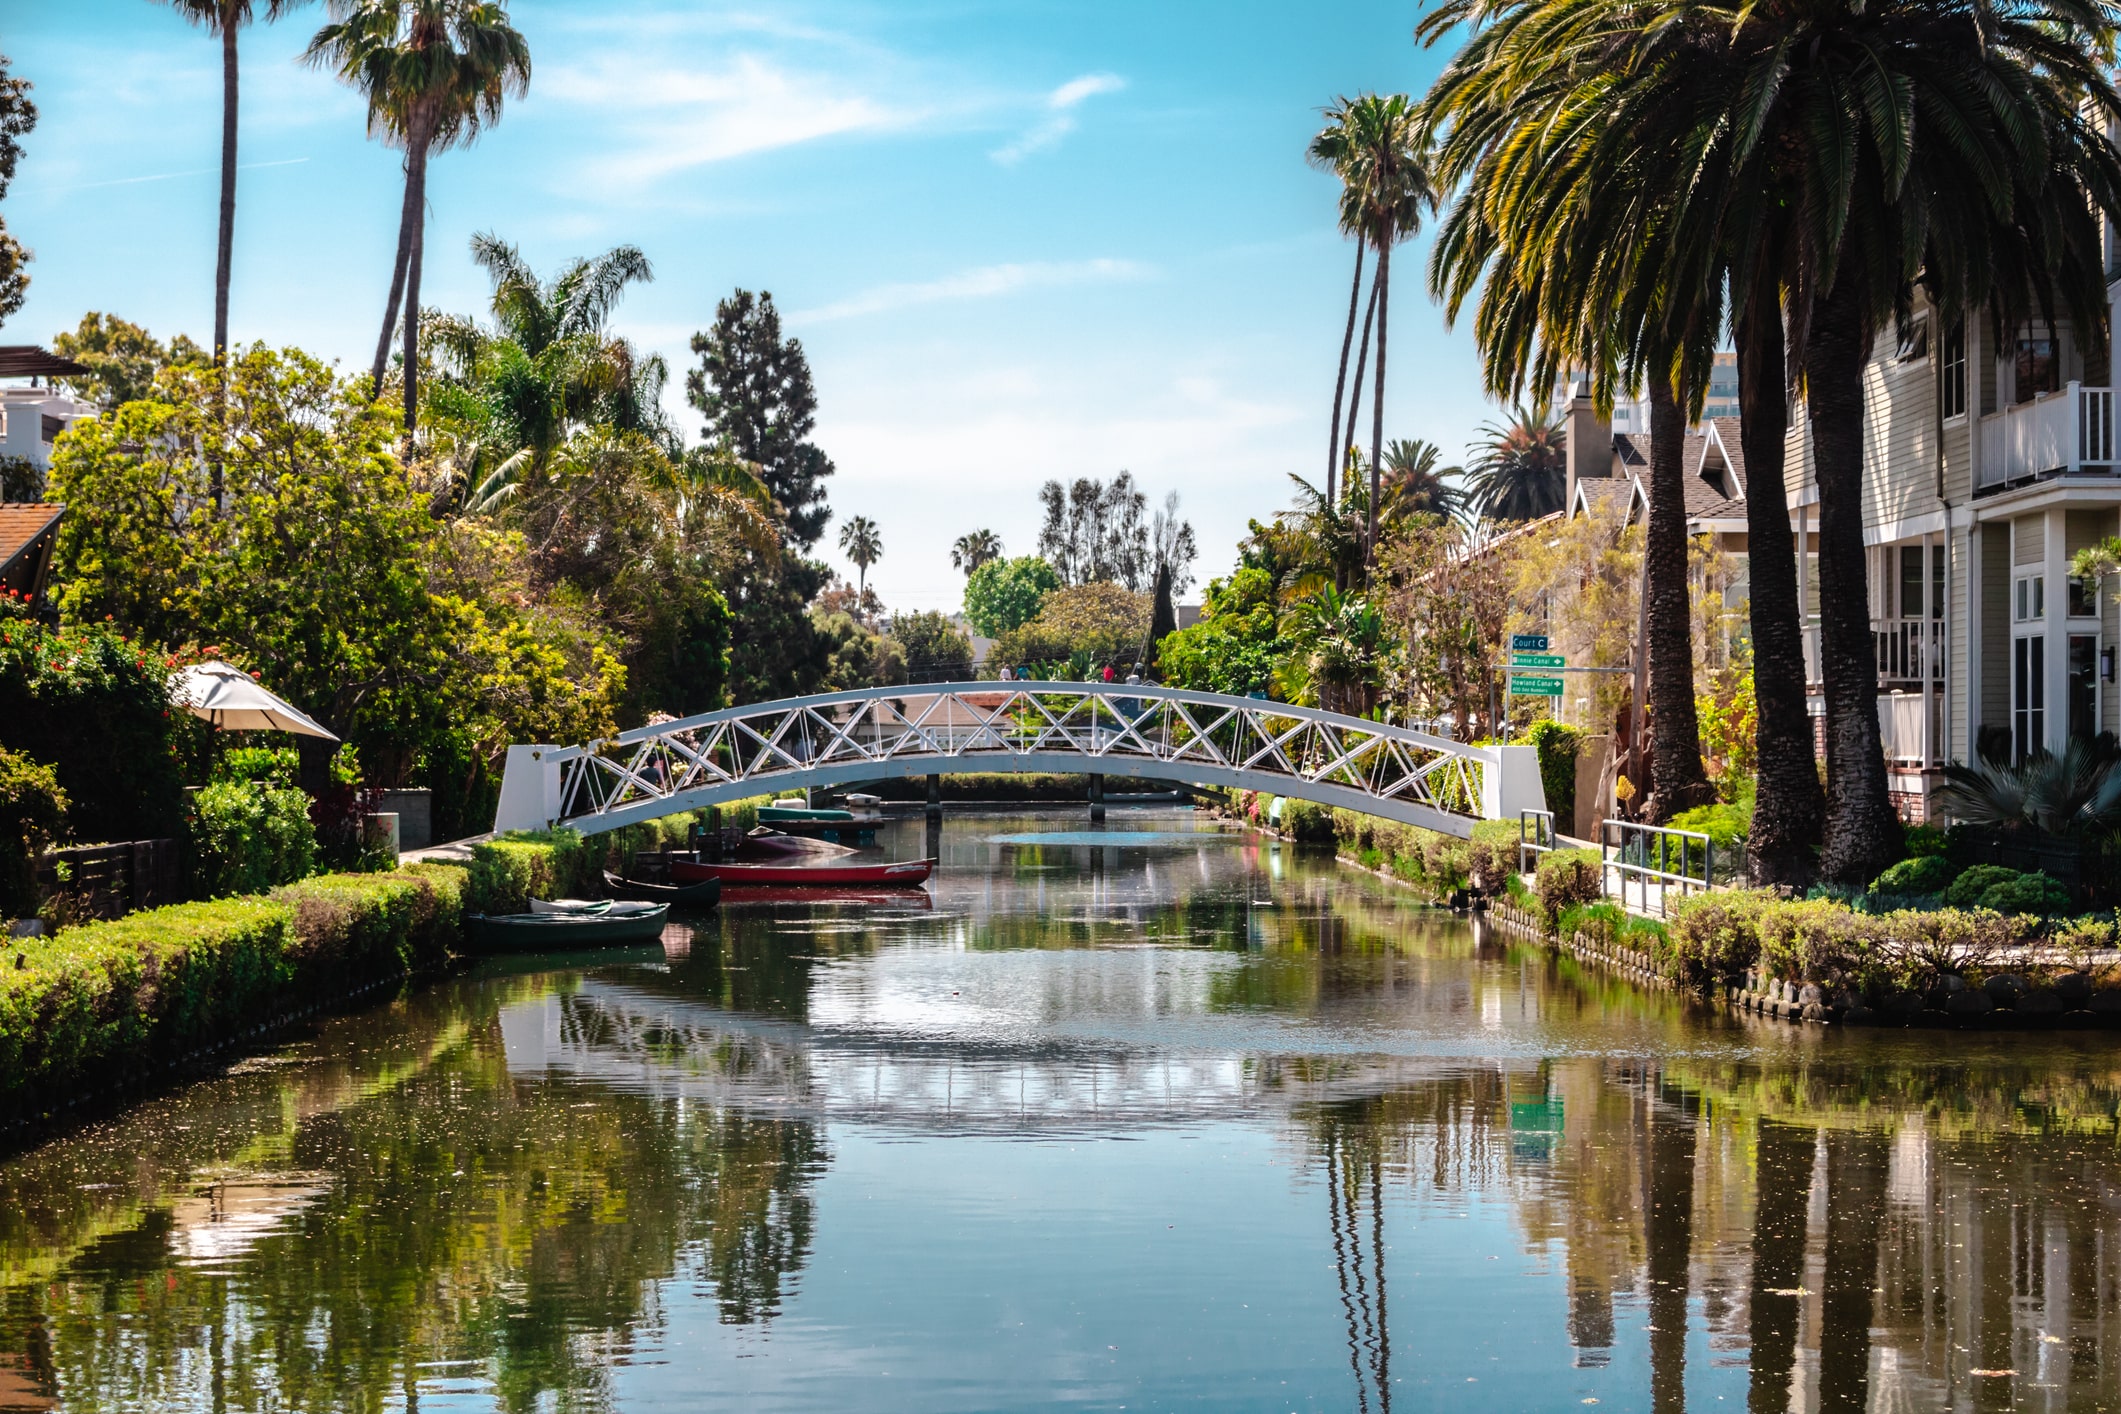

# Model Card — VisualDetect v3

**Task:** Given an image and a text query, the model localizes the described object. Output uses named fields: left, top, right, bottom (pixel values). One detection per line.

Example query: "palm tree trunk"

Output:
left=1806, top=269, right=1902, bottom=885
left=1344, top=275, right=1380, bottom=503
left=1737, top=287, right=1823, bottom=885
left=1327, top=244, right=1366, bottom=507
left=371, top=143, right=425, bottom=395
left=1367, top=229, right=1391, bottom=574
left=1817, top=1128, right=1887, bottom=1413
left=211, top=14, right=238, bottom=514
left=400, top=137, right=430, bottom=436
left=1641, top=370, right=1714, bottom=820
left=214, top=18, right=237, bottom=364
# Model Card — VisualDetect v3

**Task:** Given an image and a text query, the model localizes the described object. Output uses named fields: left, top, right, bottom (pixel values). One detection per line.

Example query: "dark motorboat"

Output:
left=601, top=870, right=722, bottom=907
left=465, top=900, right=671, bottom=953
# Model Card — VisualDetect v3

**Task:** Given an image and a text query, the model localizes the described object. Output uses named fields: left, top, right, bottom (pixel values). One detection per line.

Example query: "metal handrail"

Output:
left=1600, top=819, right=1716, bottom=918
left=1518, top=808, right=1556, bottom=875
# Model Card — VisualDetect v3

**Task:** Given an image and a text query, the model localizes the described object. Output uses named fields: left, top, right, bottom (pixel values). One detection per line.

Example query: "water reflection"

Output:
left=2, top=809, right=2120, bottom=1411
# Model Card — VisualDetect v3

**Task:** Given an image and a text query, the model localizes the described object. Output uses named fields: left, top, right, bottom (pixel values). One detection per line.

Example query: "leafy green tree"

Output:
left=813, top=609, right=904, bottom=690
left=51, top=312, right=205, bottom=409
left=1157, top=567, right=1284, bottom=696
left=304, top=0, right=532, bottom=431
left=838, top=514, right=881, bottom=595
left=889, top=610, right=973, bottom=682
left=687, top=290, right=835, bottom=547
left=0, top=50, right=37, bottom=327
left=0, top=745, right=65, bottom=918
left=962, top=554, right=1059, bottom=638
left=153, top=1, right=313, bottom=363
left=993, top=582, right=1149, bottom=672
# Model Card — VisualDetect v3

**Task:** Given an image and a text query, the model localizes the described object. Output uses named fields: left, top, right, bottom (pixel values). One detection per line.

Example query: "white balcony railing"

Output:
left=1878, top=690, right=1942, bottom=767
left=1977, top=381, right=2116, bottom=490
left=1874, top=616, right=1945, bottom=684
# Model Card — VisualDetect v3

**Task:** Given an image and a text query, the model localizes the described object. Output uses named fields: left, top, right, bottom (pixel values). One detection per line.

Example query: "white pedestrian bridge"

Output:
left=494, top=681, right=1544, bottom=839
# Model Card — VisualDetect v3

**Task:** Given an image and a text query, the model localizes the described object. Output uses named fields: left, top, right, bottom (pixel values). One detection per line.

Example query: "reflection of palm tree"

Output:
left=1818, top=1128, right=1887, bottom=1411
left=1461, top=405, right=1566, bottom=523
left=1643, top=1081, right=1696, bottom=1414
left=1320, top=1110, right=1392, bottom=1414
left=1745, top=1122, right=1813, bottom=1414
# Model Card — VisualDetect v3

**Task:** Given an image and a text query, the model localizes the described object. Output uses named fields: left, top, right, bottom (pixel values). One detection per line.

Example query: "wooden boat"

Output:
left=600, top=870, right=722, bottom=907
left=756, top=796, right=882, bottom=845
left=465, top=901, right=670, bottom=953
left=670, top=856, right=937, bottom=888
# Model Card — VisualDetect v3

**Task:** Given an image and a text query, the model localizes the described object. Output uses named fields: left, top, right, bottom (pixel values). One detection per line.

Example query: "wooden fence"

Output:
left=34, top=839, right=183, bottom=921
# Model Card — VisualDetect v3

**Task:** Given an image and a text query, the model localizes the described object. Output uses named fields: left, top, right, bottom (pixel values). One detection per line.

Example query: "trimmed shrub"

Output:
left=1944, top=864, right=2024, bottom=909
left=1870, top=854, right=1957, bottom=896
left=1468, top=818, right=1524, bottom=893
left=190, top=776, right=318, bottom=898
left=1523, top=719, right=1582, bottom=827
left=0, top=897, right=295, bottom=1109
left=0, top=747, right=68, bottom=920
left=272, top=865, right=465, bottom=984
left=1664, top=890, right=1777, bottom=989
left=1971, top=870, right=2073, bottom=917
left=1533, top=848, right=1602, bottom=925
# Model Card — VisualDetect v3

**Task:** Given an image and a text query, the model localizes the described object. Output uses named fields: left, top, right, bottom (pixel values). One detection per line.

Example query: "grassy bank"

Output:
left=1, top=800, right=767, bottom=1130
left=1217, top=788, right=1527, bottom=906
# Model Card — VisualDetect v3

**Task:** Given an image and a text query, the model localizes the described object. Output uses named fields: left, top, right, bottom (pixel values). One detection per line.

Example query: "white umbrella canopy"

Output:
left=171, top=661, right=340, bottom=741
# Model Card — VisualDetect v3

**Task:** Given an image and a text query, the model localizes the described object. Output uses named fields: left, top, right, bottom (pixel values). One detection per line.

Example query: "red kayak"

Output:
left=671, top=857, right=937, bottom=888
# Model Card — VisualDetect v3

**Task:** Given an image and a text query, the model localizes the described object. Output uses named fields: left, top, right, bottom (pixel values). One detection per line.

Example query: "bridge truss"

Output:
left=493, top=682, right=1544, bottom=839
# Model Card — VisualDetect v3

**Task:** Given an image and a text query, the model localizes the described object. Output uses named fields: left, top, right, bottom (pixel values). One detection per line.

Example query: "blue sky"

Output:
left=0, top=0, right=1495, bottom=609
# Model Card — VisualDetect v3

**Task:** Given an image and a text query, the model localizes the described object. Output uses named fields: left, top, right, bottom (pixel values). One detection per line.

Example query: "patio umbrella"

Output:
left=171, top=661, right=339, bottom=740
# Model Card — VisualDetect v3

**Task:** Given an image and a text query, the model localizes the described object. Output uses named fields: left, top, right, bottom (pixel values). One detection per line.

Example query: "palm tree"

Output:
left=952, top=529, right=1002, bottom=575
left=156, top=0, right=312, bottom=367
left=1378, top=438, right=1465, bottom=521
left=1307, top=96, right=1369, bottom=507
left=1322, top=94, right=1433, bottom=568
left=425, top=232, right=660, bottom=467
left=1458, top=405, right=1565, bottom=523
left=839, top=515, right=882, bottom=596
left=306, top=0, right=532, bottom=434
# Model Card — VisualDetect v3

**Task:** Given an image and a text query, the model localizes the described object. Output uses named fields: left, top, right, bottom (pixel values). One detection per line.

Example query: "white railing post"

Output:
left=2068, top=381, right=2084, bottom=472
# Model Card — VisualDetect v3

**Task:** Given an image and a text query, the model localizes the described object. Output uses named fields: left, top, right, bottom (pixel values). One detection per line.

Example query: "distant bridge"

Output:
left=493, top=682, right=1544, bottom=839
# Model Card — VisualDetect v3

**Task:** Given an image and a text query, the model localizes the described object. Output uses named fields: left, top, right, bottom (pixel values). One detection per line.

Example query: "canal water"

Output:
left=4, top=806, right=2121, bottom=1413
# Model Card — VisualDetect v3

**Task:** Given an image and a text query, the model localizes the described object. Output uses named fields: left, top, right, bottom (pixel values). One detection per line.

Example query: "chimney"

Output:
left=1564, top=376, right=1611, bottom=512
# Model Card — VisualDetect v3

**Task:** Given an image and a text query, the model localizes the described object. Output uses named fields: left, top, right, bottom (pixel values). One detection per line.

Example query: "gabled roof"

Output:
left=0, top=502, right=63, bottom=601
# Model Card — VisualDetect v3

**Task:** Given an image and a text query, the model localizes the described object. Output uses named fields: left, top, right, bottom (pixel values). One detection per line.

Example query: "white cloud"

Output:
left=990, top=72, right=1125, bottom=165
left=791, top=257, right=1151, bottom=323
left=542, top=53, right=922, bottom=185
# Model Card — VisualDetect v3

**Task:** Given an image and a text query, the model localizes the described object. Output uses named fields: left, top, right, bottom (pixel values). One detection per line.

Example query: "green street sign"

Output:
left=1511, top=652, right=1566, bottom=669
left=1509, top=633, right=1550, bottom=652
left=1509, top=675, right=1566, bottom=696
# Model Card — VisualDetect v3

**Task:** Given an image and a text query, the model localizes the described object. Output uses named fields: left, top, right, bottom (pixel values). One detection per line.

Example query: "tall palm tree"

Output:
left=1378, top=437, right=1466, bottom=521
left=306, top=0, right=531, bottom=434
left=1307, top=96, right=1369, bottom=508
left=1459, top=405, right=1565, bottom=523
left=1425, top=3, right=1723, bottom=819
left=951, top=529, right=1002, bottom=575
left=157, top=0, right=312, bottom=367
left=1326, top=94, right=1434, bottom=568
left=839, top=515, right=882, bottom=596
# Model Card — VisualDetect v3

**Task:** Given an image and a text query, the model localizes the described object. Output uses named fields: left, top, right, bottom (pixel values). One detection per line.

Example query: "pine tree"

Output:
left=686, top=290, right=835, bottom=548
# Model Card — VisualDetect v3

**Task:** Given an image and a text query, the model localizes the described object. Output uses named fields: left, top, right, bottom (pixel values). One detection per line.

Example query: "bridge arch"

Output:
left=493, top=681, right=1546, bottom=839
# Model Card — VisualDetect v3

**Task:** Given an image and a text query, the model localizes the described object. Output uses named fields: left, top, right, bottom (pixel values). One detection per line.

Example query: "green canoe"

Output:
left=465, top=901, right=670, bottom=953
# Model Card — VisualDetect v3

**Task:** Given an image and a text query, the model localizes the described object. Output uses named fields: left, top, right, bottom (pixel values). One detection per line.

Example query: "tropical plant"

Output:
left=1459, top=405, right=1565, bottom=523
left=1378, top=437, right=1465, bottom=521
left=423, top=232, right=666, bottom=475
left=962, top=554, right=1060, bottom=638
left=156, top=1, right=313, bottom=364
left=1308, top=95, right=1371, bottom=505
left=838, top=515, right=881, bottom=596
left=687, top=289, right=835, bottom=548
left=1934, top=737, right=2121, bottom=838
left=1275, top=586, right=1391, bottom=716
left=1311, top=93, right=1434, bottom=564
left=305, top=0, right=533, bottom=431
left=0, top=50, right=36, bottom=327
left=952, top=529, right=1002, bottom=575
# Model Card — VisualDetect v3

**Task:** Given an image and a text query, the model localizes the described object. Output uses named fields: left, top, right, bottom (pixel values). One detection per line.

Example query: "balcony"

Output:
left=1977, top=382, right=2116, bottom=491
left=1873, top=616, right=1945, bottom=684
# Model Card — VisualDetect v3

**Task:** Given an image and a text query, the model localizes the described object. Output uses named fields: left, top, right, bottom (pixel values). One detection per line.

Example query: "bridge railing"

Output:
left=494, top=682, right=1546, bottom=838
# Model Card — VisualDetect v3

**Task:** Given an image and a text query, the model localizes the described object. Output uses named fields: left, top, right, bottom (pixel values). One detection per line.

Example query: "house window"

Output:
left=2015, top=574, right=2045, bottom=622
left=1899, top=546, right=1925, bottom=617
left=2070, top=572, right=2099, bottom=618
left=2069, top=634, right=2098, bottom=740
left=1897, top=317, right=1930, bottom=361
left=2015, top=634, right=2047, bottom=759
left=2015, top=336, right=2058, bottom=403
left=1941, top=321, right=1967, bottom=418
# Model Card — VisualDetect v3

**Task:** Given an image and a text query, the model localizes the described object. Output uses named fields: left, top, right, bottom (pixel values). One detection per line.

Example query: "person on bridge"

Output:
left=1101, top=664, right=1115, bottom=684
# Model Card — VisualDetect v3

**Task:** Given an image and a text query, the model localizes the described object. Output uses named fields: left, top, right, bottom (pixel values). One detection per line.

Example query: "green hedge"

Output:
left=464, top=803, right=767, bottom=914
left=0, top=863, right=469, bottom=1117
